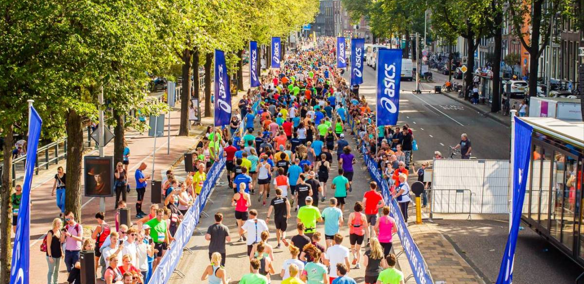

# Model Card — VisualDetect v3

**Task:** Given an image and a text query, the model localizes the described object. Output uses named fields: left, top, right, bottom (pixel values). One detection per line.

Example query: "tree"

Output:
left=508, top=0, right=568, bottom=97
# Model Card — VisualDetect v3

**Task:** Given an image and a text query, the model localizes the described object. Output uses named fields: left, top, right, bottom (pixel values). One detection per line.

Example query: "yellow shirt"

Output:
left=241, top=158, right=252, bottom=172
left=280, top=108, right=288, bottom=120
left=193, top=171, right=206, bottom=194
left=282, top=277, right=304, bottom=284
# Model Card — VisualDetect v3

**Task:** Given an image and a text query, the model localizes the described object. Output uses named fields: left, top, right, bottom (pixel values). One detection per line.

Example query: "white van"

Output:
left=366, top=45, right=388, bottom=69
left=401, top=59, right=413, bottom=81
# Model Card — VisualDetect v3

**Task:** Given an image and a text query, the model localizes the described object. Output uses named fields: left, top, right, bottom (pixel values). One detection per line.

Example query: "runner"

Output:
left=232, top=184, right=251, bottom=242
left=295, top=174, right=313, bottom=209
left=362, top=181, right=384, bottom=245
left=331, top=169, right=350, bottom=211
left=375, top=206, right=397, bottom=257
left=266, top=188, right=291, bottom=248
left=339, top=146, right=355, bottom=192
left=321, top=198, right=343, bottom=248
left=296, top=196, right=322, bottom=239
left=348, top=202, right=367, bottom=269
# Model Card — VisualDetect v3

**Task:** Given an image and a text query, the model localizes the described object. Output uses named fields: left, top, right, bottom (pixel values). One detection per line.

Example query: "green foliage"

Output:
left=504, top=53, right=521, bottom=66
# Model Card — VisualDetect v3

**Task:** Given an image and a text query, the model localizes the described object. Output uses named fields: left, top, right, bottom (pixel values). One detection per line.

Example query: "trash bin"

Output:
left=434, top=86, right=442, bottom=93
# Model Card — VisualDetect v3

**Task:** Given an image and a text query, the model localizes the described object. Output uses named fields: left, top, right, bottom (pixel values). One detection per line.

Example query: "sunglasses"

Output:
left=120, top=232, right=127, bottom=235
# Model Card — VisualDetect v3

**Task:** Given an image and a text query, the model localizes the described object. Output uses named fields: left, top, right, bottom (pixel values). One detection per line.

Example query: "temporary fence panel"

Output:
left=432, top=159, right=510, bottom=214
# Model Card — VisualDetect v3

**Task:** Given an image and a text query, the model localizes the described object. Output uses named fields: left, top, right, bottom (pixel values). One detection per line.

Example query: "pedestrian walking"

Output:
left=134, top=162, right=150, bottom=218
left=63, top=211, right=83, bottom=273
left=51, top=166, right=66, bottom=217
left=115, top=162, right=128, bottom=206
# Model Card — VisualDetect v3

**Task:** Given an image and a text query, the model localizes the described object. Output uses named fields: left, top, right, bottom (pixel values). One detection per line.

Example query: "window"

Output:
left=549, top=151, right=565, bottom=241
left=561, top=156, right=578, bottom=250
left=540, top=148, right=553, bottom=227
left=527, top=145, right=544, bottom=220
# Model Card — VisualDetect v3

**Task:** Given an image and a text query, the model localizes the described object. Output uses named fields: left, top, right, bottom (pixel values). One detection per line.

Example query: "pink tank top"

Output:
left=377, top=215, right=395, bottom=243
left=235, top=194, right=249, bottom=212
left=350, top=213, right=364, bottom=236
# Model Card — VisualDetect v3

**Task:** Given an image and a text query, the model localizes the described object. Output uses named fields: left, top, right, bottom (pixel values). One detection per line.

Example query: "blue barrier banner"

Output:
left=337, top=37, right=346, bottom=68
left=360, top=145, right=433, bottom=284
left=350, top=38, right=364, bottom=86
left=376, top=49, right=402, bottom=126
left=496, top=118, right=533, bottom=284
left=271, top=37, right=281, bottom=68
left=10, top=106, right=43, bottom=284
left=250, top=41, right=260, bottom=87
left=149, top=149, right=225, bottom=284
left=214, top=49, right=231, bottom=127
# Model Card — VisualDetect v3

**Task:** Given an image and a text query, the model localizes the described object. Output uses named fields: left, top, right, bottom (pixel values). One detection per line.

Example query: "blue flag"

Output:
left=271, top=37, right=281, bottom=68
left=214, top=49, right=231, bottom=127
left=350, top=38, right=364, bottom=86
left=376, top=49, right=402, bottom=126
left=496, top=117, right=533, bottom=284
left=250, top=41, right=260, bottom=87
left=337, top=37, right=346, bottom=68
left=10, top=106, right=42, bottom=284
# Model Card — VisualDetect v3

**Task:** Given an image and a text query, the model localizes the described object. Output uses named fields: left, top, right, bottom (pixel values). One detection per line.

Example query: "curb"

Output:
left=440, top=92, right=511, bottom=127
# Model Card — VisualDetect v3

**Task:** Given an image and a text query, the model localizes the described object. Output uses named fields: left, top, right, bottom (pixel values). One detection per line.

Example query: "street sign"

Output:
left=167, top=81, right=176, bottom=107
left=461, top=65, right=468, bottom=73
left=422, top=56, right=428, bottom=61
left=90, top=125, right=115, bottom=147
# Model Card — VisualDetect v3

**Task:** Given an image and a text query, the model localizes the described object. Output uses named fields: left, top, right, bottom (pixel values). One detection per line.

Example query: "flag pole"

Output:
left=509, top=110, right=517, bottom=232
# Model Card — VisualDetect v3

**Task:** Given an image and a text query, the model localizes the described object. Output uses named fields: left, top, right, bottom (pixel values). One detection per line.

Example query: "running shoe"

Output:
left=321, top=196, right=326, bottom=202
left=275, top=244, right=281, bottom=249
left=355, top=263, right=361, bottom=269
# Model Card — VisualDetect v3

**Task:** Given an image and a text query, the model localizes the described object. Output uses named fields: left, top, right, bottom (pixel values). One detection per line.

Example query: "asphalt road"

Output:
left=354, top=63, right=511, bottom=163
left=434, top=218, right=584, bottom=284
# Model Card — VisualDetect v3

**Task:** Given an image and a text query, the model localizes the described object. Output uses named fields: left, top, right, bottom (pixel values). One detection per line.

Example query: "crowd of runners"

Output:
left=202, top=38, right=416, bottom=284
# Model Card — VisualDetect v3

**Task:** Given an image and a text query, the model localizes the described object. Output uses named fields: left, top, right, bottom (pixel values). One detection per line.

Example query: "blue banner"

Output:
left=359, top=145, right=433, bottom=284
left=214, top=49, right=231, bottom=127
left=376, top=49, right=403, bottom=126
left=271, top=37, right=281, bottom=68
left=496, top=117, right=533, bottom=284
left=337, top=37, right=346, bottom=68
left=249, top=41, right=260, bottom=87
left=10, top=106, right=43, bottom=284
left=149, top=149, right=226, bottom=284
left=350, top=38, right=364, bottom=86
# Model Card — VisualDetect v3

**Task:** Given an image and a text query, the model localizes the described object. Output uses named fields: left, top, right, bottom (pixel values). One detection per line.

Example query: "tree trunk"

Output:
left=204, top=52, right=213, bottom=117
left=237, top=49, right=244, bottom=91
left=179, top=49, right=191, bottom=136
left=448, top=44, right=453, bottom=82
left=113, top=110, right=125, bottom=165
left=65, top=109, right=83, bottom=221
left=465, top=31, right=477, bottom=100
left=404, top=31, right=410, bottom=59
left=491, top=3, right=503, bottom=113
left=193, top=48, right=200, bottom=101
left=527, top=0, right=543, bottom=98
left=0, top=125, right=13, bottom=284
left=266, top=45, right=271, bottom=69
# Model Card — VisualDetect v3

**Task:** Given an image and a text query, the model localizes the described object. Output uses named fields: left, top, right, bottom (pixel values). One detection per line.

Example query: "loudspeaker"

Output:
left=184, top=153, right=194, bottom=172
left=80, top=250, right=96, bottom=284
left=119, top=208, right=131, bottom=227
left=151, top=180, right=162, bottom=204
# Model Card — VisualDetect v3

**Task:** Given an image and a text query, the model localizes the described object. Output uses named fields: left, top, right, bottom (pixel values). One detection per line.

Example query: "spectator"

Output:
left=92, top=212, right=111, bottom=274
left=122, top=272, right=134, bottom=284
left=11, top=184, right=22, bottom=233
left=376, top=254, right=404, bottom=284
left=122, top=228, right=138, bottom=267
left=240, top=258, right=268, bottom=284
left=205, top=212, right=231, bottom=266
left=51, top=166, right=66, bottom=217
left=177, top=182, right=193, bottom=215
left=46, top=218, right=63, bottom=284
left=114, top=162, right=128, bottom=207
left=135, top=231, right=151, bottom=282
left=118, top=254, right=142, bottom=283
left=145, top=208, right=169, bottom=271
left=134, top=162, right=150, bottom=218
left=104, top=254, right=123, bottom=284
left=393, top=174, right=411, bottom=222
left=201, top=252, right=228, bottom=284
left=62, top=211, right=83, bottom=273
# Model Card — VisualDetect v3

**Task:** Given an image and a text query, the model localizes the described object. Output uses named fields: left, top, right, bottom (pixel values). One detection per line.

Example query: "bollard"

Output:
left=416, top=196, right=422, bottom=224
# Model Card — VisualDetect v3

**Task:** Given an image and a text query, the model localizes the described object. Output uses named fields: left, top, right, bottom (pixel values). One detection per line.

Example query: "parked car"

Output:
left=509, top=80, right=528, bottom=96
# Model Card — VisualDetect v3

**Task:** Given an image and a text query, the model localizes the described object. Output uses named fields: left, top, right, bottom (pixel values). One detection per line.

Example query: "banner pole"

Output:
left=99, top=86, right=106, bottom=212
left=509, top=109, right=517, bottom=232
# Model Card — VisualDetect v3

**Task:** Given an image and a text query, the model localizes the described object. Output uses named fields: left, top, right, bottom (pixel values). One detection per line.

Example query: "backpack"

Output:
left=40, top=232, right=49, bottom=252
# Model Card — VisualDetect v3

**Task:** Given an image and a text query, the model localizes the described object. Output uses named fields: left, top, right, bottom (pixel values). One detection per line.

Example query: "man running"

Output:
left=362, top=181, right=384, bottom=245
left=267, top=188, right=291, bottom=249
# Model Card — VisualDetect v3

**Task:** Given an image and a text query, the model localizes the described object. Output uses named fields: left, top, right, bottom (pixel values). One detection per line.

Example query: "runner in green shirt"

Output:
left=317, top=121, right=329, bottom=137
left=240, top=258, right=268, bottom=284
left=377, top=254, right=404, bottom=284
left=145, top=208, right=169, bottom=269
left=296, top=196, right=322, bottom=236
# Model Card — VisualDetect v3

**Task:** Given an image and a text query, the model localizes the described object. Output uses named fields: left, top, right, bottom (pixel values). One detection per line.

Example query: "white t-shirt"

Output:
left=242, top=219, right=269, bottom=245
left=297, top=128, right=307, bottom=139
left=281, top=258, right=305, bottom=279
left=136, top=241, right=149, bottom=272
left=102, top=245, right=122, bottom=264
left=307, top=111, right=315, bottom=120
left=325, top=245, right=350, bottom=277
left=121, top=241, right=138, bottom=267
left=289, top=107, right=297, bottom=119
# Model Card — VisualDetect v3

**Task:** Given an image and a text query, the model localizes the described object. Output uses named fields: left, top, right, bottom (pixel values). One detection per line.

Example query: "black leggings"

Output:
left=380, top=242, right=393, bottom=257
left=115, top=184, right=127, bottom=206
left=399, top=201, right=409, bottom=222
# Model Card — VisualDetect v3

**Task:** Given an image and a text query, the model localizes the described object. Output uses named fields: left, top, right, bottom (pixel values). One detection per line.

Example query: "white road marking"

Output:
left=410, top=95, right=465, bottom=126
left=440, top=143, right=445, bottom=146
left=406, top=116, right=410, bottom=119
left=420, top=128, right=424, bottom=131
left=413, top=121, right=416, bottom=124
left=429, top=135, right=433, bottom=138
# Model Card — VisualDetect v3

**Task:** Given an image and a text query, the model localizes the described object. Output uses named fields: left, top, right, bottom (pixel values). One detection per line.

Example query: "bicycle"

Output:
left=448, top=146, right=460, bottom=159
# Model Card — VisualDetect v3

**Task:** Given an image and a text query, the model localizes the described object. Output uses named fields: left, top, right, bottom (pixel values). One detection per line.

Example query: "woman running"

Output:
left=232, top=184, right=251, bottom=242
left=257, top=155, right=272, bottom=203
left=316, top=154, right=330, bottom=196
left=363, top=237, right=387, bottom=284
left=200, top=252, right=228, bottom=284
left=348, top=201, right=368, bottom=269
